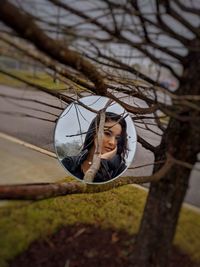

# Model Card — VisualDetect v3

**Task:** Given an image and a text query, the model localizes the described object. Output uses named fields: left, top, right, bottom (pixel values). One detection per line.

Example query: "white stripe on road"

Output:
left=0, top=132, right=56, bottom=158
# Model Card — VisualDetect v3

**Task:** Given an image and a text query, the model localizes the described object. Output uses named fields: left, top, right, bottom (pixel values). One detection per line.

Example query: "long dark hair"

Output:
left=82, top=112, right=128, bottom=160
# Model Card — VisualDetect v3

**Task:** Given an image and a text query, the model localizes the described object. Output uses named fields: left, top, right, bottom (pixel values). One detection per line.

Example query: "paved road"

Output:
left=0, top=135, right=66, bottom=185
left=0, top=85, right=60, bottom=150
left=0, top=85, right=199, bottom=206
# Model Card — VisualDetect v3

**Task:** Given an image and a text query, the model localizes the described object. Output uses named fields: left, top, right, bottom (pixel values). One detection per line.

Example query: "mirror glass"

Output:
left=54, top=96, right=137, bottom=184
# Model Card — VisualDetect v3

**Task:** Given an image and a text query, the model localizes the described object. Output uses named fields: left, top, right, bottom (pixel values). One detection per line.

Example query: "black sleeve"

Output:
left=108, top=155, right=127, bottom=177
left=93, top=155, right=127, bottom=183
left=61, top=157, right=75, bottom=172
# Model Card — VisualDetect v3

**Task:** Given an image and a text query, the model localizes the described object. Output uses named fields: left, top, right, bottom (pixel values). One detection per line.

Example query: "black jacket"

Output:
left=61, top=149, right=126, bottom=183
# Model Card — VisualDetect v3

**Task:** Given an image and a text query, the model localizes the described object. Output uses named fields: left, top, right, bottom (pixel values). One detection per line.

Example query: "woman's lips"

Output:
left=105, top=147, right=113, bottom=152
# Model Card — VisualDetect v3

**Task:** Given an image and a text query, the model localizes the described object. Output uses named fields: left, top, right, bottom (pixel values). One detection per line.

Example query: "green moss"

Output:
left=0, top=72, right=23, bottom=88
left=0, top=185, right=200, bottom=267
left=0, top=70, right=68, bottom=90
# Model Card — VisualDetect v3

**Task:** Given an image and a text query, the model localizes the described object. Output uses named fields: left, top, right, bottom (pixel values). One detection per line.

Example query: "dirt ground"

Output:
left=9, top=224, right=200, bottom=267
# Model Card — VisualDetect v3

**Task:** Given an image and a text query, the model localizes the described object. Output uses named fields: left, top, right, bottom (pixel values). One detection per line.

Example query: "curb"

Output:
left=131, top=184, right=200, bottom=214
left=0, top=132, right=56, bottom=158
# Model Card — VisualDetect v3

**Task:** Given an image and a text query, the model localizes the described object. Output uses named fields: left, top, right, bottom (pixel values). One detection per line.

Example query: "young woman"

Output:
left=61, top=112, right=128, bottom=183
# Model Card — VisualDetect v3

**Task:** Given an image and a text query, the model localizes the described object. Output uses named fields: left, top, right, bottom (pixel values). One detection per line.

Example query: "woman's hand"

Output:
left=100, top=147, right=117, bottom=160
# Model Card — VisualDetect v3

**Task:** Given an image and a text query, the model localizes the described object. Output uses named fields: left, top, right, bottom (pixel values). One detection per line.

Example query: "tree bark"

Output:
left=132, top=39, right=200, bottom=267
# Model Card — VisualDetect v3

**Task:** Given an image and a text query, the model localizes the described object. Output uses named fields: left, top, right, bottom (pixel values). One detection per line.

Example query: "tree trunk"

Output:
left=131, top=40, right=200, bottom=267
left=132, top=131, right=194, bottom=267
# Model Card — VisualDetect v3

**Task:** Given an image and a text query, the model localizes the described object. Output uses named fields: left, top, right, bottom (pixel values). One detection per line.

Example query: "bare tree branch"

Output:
left=48, top=0, right=181, bottom=79
left=130, top=0, right=184, bottom=62
left=0, top=0, right=107, bottom=95
left=84, top=99, right=112, bottom=182
left=0, top=68, right=74, bottom=104
left=0, top=33, right=96, bottom=92
left=174, top=0, right=200, bottom=16
left=107, top=92, right=159, bottom=114
left=0, top=153, right=174, bottom=200
left=137, top=135, right=158, bottom=153
left=164, top=1, right=200, bottom=38
left=155, top=0, right=190, bottom=46
left=0, top=111, right=56, bottom=123
left=0, top=93, right=63, bottom=110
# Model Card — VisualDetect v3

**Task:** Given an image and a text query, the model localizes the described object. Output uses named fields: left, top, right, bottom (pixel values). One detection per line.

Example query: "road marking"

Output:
left=0, top=132, right=56, bottom=158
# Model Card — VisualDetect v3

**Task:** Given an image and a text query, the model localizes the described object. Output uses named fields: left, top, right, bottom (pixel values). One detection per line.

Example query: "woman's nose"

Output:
left=108, top=136, right=116, bottom=146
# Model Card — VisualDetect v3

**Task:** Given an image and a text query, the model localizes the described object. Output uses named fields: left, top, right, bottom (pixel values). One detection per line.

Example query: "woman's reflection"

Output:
left=61, top=112, right=128, bottom=183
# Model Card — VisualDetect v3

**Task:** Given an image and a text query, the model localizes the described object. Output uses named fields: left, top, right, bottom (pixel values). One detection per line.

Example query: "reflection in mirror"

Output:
left=54, top=96, right=137, bottom=184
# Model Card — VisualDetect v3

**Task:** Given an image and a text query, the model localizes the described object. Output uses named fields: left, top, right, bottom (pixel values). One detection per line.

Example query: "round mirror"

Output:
left=54, top=96, right=137, bottom=184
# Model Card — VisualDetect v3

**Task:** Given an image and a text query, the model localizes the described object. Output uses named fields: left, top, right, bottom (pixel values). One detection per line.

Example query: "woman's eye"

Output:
left=104, top=131, right=111, bottom=136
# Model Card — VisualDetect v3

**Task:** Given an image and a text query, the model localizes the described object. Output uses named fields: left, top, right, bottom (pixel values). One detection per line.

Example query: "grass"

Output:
left=175, top=206, right=200, bottom=263
left=0, top=69, right=68, bottom=90
left=0, top=184, right=200, bottom=267
left=0, top=185, right=145, bottom=267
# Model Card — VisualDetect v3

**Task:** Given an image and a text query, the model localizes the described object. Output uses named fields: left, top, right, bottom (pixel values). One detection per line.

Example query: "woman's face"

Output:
left=98, top=120, right=122, bottom=154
